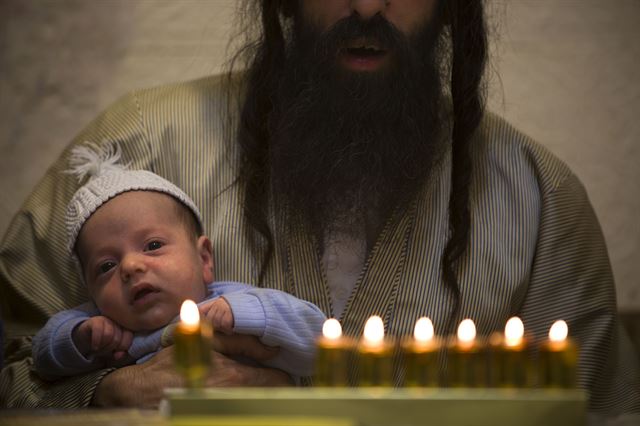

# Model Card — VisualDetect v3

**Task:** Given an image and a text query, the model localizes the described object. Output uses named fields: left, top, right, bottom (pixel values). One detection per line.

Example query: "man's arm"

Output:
left=519, top=171, right=640, bottom=415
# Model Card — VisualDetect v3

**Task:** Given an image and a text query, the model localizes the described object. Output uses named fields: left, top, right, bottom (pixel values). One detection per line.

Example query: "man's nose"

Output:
left=350, top=0, right=387, bottom=20
left=120, top=253, right=147, bottom=282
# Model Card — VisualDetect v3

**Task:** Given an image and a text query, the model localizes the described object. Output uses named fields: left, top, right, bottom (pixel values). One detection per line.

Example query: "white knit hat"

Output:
left=65, top=141, right=204, bottom=256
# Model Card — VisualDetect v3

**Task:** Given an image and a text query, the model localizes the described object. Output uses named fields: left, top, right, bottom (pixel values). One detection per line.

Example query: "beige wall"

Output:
left=1, top=0, right=638, bottom=310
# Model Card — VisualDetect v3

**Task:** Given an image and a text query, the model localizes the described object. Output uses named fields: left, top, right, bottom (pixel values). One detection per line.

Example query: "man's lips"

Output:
left=339, top=38, right=389, bottom=71
left=342, top=38, right=387, bottom=55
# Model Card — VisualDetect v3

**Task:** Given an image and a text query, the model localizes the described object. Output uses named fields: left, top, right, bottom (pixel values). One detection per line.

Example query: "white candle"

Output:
left=315, top=318, right=354, bottom=386
left=402, top=317, right=441, bottom=387
left=489, top=316, right=531, bottom=387
left=447, top=318, right=486, bottom=387
left=504, top=316, right=524, bottom=348
left=457, top=318, right=477, bottom=350
left=414, top=317, right=435, bottom=344
left=174, top=299, right=211, bottom=388
left=539, top=320, right=578, bottom=388
left=363, top=315, right=385, bottom=348
left=357, top=315, right=394, bottom=386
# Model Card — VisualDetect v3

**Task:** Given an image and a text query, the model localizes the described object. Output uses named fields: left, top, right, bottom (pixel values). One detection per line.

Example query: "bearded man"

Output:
left=0, top=0, right=638, bottom=421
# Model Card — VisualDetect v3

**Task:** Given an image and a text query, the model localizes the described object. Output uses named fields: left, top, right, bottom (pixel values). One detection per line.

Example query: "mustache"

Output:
left=300, top=13, right=410, bottom=62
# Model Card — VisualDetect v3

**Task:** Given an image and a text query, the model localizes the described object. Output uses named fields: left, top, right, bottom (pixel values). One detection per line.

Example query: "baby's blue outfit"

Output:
left=32, top=281, right=326, bottom=380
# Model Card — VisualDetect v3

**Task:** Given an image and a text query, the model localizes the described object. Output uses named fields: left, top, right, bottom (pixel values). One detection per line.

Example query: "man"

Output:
left=1, top=0, right=638, bottom=419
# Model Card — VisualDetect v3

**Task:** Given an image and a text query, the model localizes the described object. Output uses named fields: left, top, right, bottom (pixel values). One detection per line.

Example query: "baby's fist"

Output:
left=200, top=297, right=234, bottom=334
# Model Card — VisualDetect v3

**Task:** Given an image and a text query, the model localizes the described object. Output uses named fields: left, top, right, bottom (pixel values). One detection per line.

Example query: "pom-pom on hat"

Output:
left=65, top=141, right=204, bottom=256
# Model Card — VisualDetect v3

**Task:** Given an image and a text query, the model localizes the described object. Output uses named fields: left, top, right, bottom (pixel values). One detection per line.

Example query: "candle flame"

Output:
left=180, top=299, right=200, bottom=327
left=457, top=319, right=476, bottom=344
left=414, top=317, right=434, bottom=343
left=504, top=316, right=524, bottom=347
left=322, top=318, right=343, bottom=340
left=549, top=320, right=568, bottom=342
left=363, top=315, right=385, bottom=345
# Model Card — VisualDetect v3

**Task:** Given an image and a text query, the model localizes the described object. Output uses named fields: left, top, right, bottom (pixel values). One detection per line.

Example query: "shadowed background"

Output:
left=0, top=0, right=638, bottom=348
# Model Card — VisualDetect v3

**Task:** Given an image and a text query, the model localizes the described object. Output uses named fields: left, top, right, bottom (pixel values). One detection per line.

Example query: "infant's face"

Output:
left=76, top=191, right=212, bottom=332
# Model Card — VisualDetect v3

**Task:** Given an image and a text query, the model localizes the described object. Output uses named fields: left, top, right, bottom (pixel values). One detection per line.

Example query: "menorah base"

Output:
left=163, top=387, right=586, bottom=426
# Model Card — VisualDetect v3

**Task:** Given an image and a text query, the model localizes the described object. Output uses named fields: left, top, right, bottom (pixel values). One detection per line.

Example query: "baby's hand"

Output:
left=199, top=297, right=234, bottom=334
left=73, top=316, right=133, bottom=360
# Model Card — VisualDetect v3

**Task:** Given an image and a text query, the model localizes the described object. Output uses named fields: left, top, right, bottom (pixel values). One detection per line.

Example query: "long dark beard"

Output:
left=269, top=13, right=446, bottom=244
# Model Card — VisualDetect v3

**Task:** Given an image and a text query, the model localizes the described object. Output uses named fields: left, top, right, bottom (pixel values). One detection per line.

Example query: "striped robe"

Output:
left=0, top=74, right=638, bottom=415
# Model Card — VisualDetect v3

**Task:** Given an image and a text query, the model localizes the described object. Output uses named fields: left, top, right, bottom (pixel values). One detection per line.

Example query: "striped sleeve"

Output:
left=519, top=169, right=640, bottom=414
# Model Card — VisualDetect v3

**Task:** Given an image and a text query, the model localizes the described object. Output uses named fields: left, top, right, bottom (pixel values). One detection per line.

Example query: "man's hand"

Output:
left=72, top=316, right=133, bottom=361
left=199, top=297, right=234, bottom=334
left=211, top=332, right=279, bottom=360
left=91, top=345, right=292, bottom=408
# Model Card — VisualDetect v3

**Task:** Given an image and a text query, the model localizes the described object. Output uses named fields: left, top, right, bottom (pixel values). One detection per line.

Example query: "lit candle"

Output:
left=538, top=320, right=578, bottom=388
left=446, top=318, right=487, bottom=387
left=173, top=299, right=212, bottom=388
left=357, top=315, right=394, bottom=386
left=402, top=317, right=441, bottom=387
left=489, top=317, right=532, bottom=387
left=314, top=319, right=355, bottom=386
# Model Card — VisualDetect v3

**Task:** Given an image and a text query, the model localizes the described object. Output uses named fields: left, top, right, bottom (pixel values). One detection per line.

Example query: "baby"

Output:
left=32, top=142, right=326, bottom=381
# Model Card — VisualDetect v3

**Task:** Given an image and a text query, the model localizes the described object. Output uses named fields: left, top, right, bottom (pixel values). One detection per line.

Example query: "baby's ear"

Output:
left=197, top=236, right=214, bottom=283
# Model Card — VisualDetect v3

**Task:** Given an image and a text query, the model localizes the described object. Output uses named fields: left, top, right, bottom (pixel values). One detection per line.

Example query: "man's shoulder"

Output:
left=83, top=72, right=248, bottom=151
left=475, top=112, right=575, bottom=195
left=126, top=72, right=243, bottom=113
left=80, top=73, right=244, bottom=137
left=478, top=111, right=558, bottom=161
